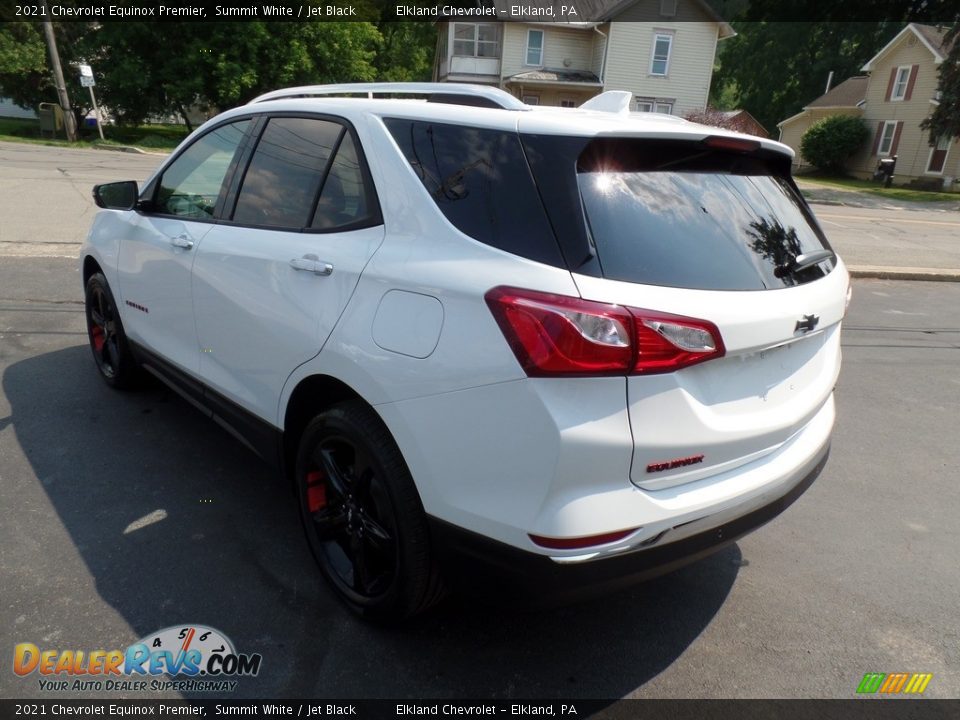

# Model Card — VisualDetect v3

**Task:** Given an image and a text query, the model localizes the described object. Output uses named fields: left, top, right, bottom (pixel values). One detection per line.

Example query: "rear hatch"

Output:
left=523, top=132, right=848, bottom=490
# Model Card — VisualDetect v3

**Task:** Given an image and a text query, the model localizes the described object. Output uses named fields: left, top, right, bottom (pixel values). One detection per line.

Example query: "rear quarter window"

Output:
left=384, top=118, right=564, bottom=268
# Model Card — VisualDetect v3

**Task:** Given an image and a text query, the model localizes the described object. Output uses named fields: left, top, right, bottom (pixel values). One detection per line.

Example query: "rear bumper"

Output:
left=429, top=442, right=829, bottom=607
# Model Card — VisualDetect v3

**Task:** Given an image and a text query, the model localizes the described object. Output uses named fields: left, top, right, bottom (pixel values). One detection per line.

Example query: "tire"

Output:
left=84, top=272, right=142, bottom=389
left=295, top=400, right=445, bottom=622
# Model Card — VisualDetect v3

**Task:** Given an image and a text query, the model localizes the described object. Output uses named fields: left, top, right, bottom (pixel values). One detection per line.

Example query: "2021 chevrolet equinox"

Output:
left=81, top=83, right=848, bottom=620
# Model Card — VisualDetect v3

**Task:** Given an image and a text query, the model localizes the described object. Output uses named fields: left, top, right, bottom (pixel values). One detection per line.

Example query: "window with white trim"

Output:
left=521, top=94, right=540, bottom=106
left=635, top=97, right=673, bottom=114
left=453, top=23, right=499, bottom=58
left=559, top=98, right=577, bottom=108
left=926, top=135, right=951, bottom=174
left=525, top=29, right=544, bottom=66
left=891, top=65, right=911, bottom=100
left=650, top=32, right=673, bottom=76
left=878, top=121, right=897, bottom=156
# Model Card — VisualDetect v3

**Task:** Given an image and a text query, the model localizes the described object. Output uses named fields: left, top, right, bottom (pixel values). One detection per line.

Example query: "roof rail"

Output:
left=249, top=83, right=531, bottom=111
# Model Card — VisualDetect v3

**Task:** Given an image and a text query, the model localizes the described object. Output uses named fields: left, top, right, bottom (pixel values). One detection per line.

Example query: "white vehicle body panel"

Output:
left=80, top=85, right=845, bottom=572
left=116, top=214, right=211, bottom=375
left=193, top=223, right=384, bottom=420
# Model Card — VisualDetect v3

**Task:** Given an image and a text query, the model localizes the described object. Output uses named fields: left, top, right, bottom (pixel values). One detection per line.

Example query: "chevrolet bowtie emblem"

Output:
left=795, top=314, right=820, bottom=333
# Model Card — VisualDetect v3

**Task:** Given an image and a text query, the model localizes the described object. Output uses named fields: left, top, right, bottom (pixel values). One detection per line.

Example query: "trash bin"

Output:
left=38, top=103, right=65, bottom=138
left=874, top=156, right=897, bottom=188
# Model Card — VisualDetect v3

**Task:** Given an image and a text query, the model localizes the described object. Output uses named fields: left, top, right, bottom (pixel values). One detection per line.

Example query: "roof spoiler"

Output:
left=580, top=91, right=633, bottom=114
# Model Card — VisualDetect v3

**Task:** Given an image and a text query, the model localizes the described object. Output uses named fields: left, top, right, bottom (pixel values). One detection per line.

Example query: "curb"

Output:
left=848, top=266, right=960, bottom=282
left=91, top=143, right=167, bottom=156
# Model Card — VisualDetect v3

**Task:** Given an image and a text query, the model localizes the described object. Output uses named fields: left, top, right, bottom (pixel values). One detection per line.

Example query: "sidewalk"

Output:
left=796, top=179, right=960, bottom=213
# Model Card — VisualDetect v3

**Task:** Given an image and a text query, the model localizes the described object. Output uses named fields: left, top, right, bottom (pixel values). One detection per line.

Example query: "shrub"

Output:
left=800, top=115, right=869, bottom=174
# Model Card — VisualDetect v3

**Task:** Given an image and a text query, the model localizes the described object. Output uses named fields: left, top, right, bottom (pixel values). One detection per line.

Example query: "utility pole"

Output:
left=40, top=0, right=78, bottom=142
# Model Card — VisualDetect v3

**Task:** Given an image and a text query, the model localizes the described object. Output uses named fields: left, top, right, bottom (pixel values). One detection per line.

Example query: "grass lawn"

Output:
left=797, top=173, right=959, bottom=203
left=0, top=116, right=187, bottom=152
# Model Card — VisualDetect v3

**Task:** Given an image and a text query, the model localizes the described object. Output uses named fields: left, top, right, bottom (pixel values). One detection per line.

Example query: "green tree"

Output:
left=374, top=21, right=436, bottom=82
left=0, top=22, right=46, bottom=78
left=920, top=22, right=959, bottom=144
left=0, top=20, right=95, bottom=123
left=79, top=21, right=381, bottom=129
left=713, top=21, right=898, bottom=134
left=800, top=115, right=869, bottom=174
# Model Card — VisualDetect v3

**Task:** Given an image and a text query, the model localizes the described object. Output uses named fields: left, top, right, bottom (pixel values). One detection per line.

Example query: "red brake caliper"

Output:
left=305, top=470, right=327, bottom=513
left=91, top=326, right=105, bottom=353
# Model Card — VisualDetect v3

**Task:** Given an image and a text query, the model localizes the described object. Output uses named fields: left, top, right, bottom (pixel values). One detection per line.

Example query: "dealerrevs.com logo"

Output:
left=13, top=625, right=262, bottom=693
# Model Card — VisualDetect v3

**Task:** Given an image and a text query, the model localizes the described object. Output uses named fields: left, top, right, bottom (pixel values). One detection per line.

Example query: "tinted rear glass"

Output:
left=384, top=119, right=564, bottom=268
left=576, top=139, right=834, bottom=290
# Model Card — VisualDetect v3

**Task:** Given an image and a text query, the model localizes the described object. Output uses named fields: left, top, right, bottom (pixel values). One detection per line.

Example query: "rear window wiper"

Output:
left=775, top=249, right=835, bottom=278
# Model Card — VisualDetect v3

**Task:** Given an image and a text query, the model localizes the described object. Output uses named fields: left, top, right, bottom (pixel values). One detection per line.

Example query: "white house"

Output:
left=433, top=0, right=734, bottom=114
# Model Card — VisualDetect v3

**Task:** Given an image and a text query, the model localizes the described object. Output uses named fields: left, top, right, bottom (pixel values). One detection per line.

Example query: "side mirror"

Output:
left=93, top=181, right=139, bottom=210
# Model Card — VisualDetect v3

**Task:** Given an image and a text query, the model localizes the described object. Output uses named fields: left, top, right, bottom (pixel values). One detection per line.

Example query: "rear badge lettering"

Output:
left=125, top=300, right=149, bottom=314
left=647, top=454, right=705, bottom=473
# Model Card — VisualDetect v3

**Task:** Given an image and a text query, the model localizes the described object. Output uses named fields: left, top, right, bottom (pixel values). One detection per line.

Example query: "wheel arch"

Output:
left=82, top=254, right=104, bottom=286
left=282, top=374, right=374, bottom=481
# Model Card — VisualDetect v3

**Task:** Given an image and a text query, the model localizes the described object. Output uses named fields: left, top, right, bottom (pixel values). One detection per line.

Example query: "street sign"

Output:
left=78, top=64, right=95, bottom=87
left=75, top=62, right=104, bottom=139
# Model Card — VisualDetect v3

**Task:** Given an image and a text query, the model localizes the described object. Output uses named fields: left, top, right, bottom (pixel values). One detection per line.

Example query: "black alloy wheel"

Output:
left=84, top=272, right=141, bottom=389
left=296, top=401, right=444, bottom=621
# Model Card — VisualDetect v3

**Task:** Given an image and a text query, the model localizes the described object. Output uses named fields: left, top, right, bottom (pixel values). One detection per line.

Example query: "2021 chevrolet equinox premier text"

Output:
left=81, top=83, right=848, bottom=621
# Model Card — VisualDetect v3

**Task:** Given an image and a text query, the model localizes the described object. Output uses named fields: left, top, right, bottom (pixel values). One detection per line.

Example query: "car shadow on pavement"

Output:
left=5, top=345, right=740, bottom=701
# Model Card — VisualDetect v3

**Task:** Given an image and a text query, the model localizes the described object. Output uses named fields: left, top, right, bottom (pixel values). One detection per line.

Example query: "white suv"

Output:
left=82, top=83, right=848, bottom=620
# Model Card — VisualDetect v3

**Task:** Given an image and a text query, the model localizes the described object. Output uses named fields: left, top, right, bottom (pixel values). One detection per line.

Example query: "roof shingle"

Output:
left=806, top=76, right=868, bottom=109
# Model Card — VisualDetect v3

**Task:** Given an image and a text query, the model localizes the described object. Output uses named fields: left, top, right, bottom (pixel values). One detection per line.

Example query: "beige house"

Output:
left=777, top=76, right=868, bottom=169
left=777, top=23, right=958, bottom=188
left=433, top=0, right=734, bottom=115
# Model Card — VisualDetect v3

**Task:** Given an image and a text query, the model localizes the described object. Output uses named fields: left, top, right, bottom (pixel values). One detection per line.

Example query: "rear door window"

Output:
left=576, top=138, right=834, bottom=290
left=232, top=117, right=342, bottom=230
left=311, top=132, right=377, bottom=230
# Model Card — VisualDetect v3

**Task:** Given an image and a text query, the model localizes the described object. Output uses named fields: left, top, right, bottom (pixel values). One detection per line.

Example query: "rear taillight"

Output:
left=485, top=287, right=724, bottom=376
left=484, top=287, right=633, bottom=376
left=630, top=310, right=725, bottom=374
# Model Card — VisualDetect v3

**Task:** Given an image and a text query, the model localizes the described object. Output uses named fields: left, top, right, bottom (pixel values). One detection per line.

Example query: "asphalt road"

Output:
left=814, top=205, right=960, bottom=271
left=1, top=143, right=959, bottom=701
left=0, top=141, right=159, bottom=253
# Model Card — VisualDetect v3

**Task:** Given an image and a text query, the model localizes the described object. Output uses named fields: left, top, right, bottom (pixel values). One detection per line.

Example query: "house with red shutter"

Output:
left=777, top=23, right=957, bottom=188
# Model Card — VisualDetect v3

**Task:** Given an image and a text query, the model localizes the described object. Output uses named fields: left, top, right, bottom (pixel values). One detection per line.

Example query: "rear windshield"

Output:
left=576, top=139, right=834, bottom=290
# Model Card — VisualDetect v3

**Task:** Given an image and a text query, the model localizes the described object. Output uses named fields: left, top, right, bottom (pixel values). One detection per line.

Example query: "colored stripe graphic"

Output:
left=880, top=673, right=909, bottom=693
left=904, top=674, right=933, bottom=694
left=857, top=673, right=885, bottom=694
left=857, top=672, right=932, bottom=694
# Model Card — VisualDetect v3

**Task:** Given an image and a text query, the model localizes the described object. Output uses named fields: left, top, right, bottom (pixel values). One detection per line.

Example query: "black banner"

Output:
left=2, top=700, right=960, bottom=720
left=3, top=0, right=959, bottom=23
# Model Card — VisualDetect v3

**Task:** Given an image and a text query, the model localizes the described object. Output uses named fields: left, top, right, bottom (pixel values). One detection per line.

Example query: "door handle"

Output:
left=289, top=254, right=333, bottom=276
left=170, top=234, right=194, bottom=250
